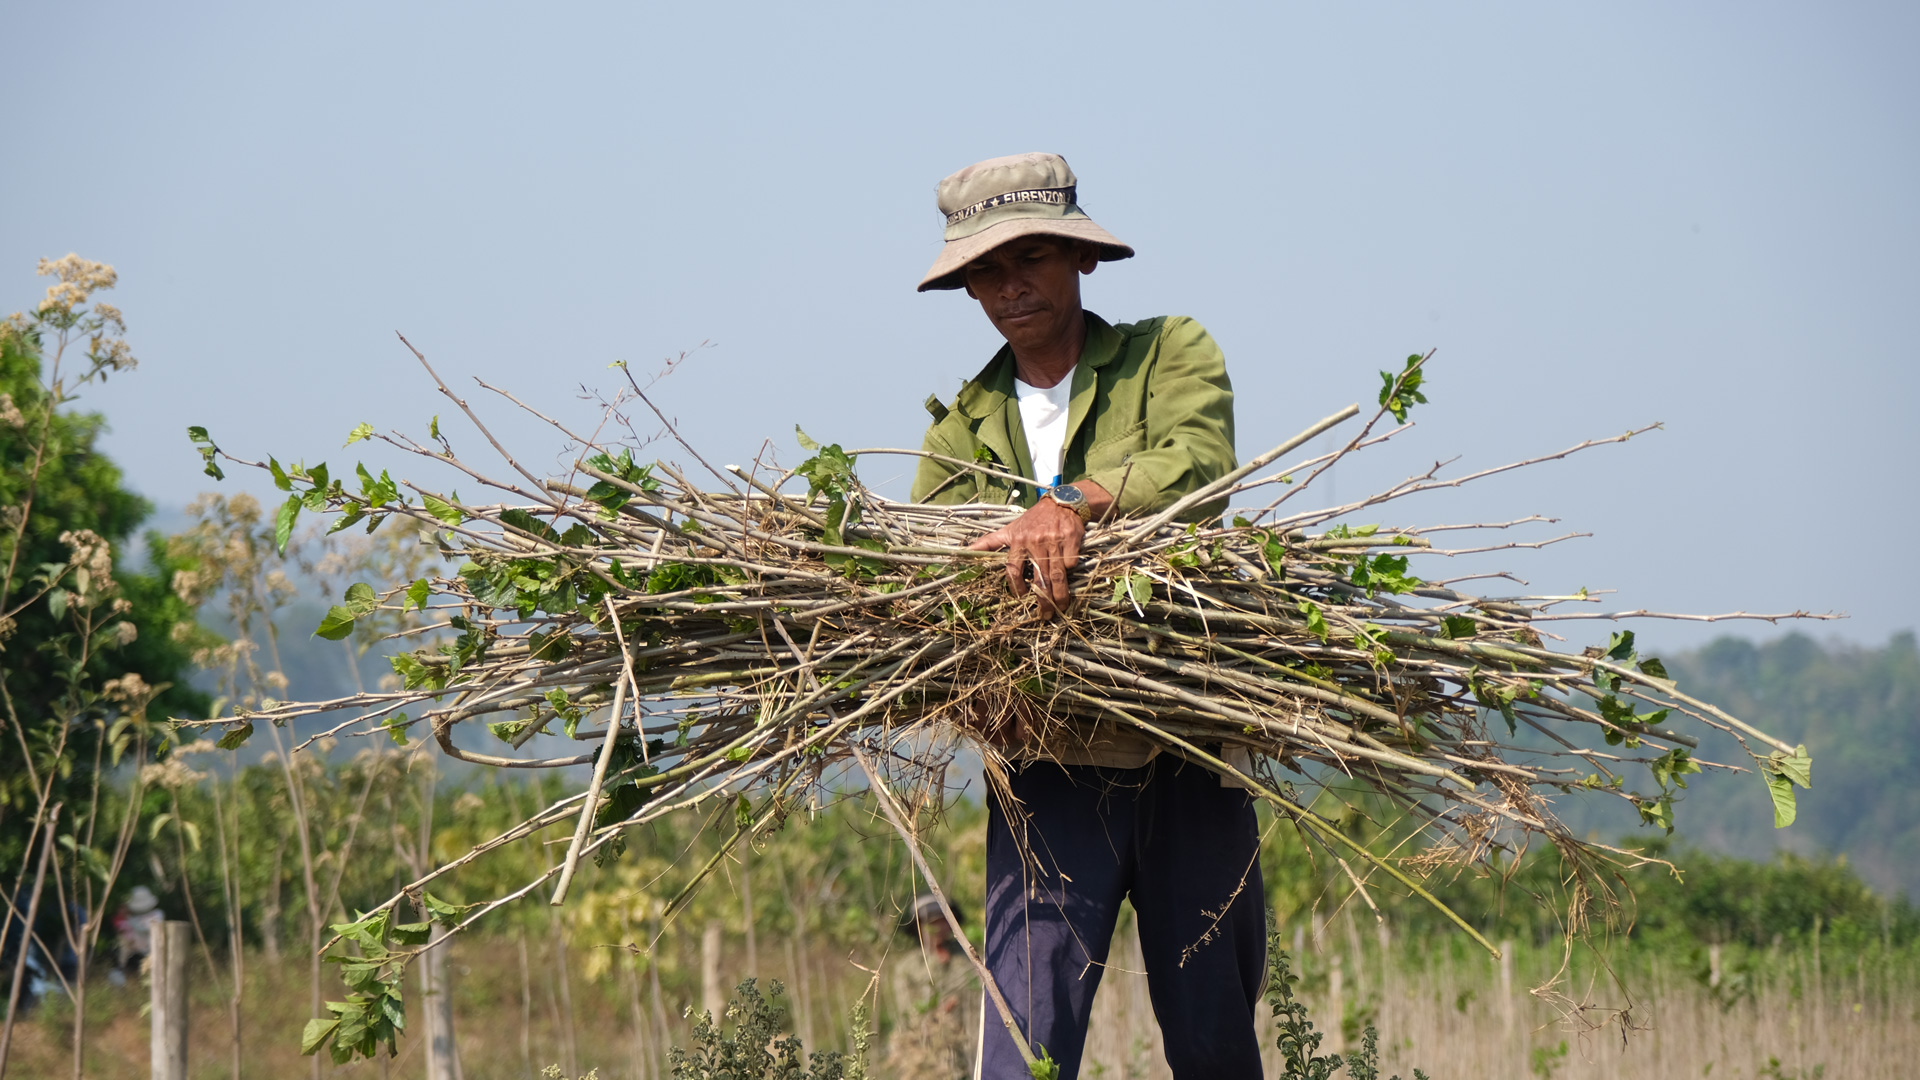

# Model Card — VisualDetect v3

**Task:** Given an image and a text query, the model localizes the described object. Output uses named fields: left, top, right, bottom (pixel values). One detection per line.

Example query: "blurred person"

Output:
left=108, top=885, right=162, bottom=987
left=1, top=884, right=54, bottom=1011
left=887, top=894, right=979, bottom=1080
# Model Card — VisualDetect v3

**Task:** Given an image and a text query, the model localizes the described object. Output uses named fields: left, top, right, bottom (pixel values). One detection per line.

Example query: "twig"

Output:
left=850, top=747, right=1042, bottom=1074
left=550, top=598, right=637, bottom=905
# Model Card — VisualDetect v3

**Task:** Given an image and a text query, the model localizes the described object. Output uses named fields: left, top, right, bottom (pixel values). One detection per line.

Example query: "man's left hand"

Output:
left=967, top=481, right=1114, bottom=617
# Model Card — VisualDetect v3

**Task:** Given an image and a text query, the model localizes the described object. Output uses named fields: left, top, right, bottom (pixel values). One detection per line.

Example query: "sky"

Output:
left=4, top=1, right=1916, bottom=652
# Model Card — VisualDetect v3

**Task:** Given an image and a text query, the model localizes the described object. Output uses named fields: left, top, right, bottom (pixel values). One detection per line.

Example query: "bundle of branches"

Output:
left=188, top=345, right=1825, bottom=1006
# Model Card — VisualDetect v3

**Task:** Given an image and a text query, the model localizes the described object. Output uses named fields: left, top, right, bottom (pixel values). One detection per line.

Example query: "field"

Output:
left=7, top=789, right=1916, bottom=1080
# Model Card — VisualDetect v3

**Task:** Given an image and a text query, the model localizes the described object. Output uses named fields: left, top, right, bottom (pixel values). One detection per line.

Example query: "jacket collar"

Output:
left=953, top=311, right=1121, bottom=421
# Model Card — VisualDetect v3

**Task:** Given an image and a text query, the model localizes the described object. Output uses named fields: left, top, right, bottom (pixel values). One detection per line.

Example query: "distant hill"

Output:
left=1550, top=630, right=1919, bottom=900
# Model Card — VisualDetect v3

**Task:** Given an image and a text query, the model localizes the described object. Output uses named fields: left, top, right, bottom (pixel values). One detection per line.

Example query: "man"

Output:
left=108, top=884, right=163, bottom=987
left=886, top=894, right=981, bottom=1079
left=910, top=153, right=1267, bottom=1079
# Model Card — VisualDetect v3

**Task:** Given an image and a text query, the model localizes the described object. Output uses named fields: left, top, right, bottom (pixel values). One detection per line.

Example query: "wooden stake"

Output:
left=421, top=923, right=461, bottom=1080
left=701, top=919, right=725, bottom=1023
left=151, top=921, right=190, bottom=1080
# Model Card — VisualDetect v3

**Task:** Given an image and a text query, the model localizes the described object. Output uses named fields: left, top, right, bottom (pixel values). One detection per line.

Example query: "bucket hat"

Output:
left=128, top=885, right=158, bottom=914
left=917, top=152, right=1133, bottom=292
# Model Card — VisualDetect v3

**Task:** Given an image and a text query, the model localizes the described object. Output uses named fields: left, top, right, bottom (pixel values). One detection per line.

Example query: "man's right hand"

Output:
left=966, top=481, right=1113, bottom=617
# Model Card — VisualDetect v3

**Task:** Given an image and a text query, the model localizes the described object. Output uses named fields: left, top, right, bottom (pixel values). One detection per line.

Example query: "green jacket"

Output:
left=910, top=313, right=1237, bottom=519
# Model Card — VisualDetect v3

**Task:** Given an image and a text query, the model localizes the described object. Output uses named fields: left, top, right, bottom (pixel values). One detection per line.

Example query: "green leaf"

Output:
left=314, top=606, right=357, bottom=640
left=46, top=587, right=67, bottom=620
left=187, top=426, right=226, bottom=481
left=405, top=578, right=431, bottom=612
left=1650, top=747, right=1701, bottom=790
left=268, top=456, right=292, bottom=492
left=331, top=910, right=389, bottom=949
left=1440, top=615, right=1477, bottom=640
left=428, top=414, right=441, bottom=440
left=1468, top=674, right=1519, bottom=735
left=340, top=960, right=385, bottom=992
left=356, top=463, right=397, bottom=506
left=499, top=508, right=561, bottom=543
left=388, top=653, right=442, bottom=691
left=326, top=506, right=367, bottom=535
left=794, top=425, right=820, bottom=452
left=1767, top=744, right=1813, bottom=789
left=390, top=920, right=432, bottom=946
left=1637, top=656, right=1670, bottom=681
left=301, top=1018, right=342, bottom=1057
left=381, top=713, right=409, bottom=747
left=1765, top=770, right=1798, bottom=829
left=1349, top=552, right=1422, bottom=596
left=421, top=891, right=462, bottom=925
left=344, top=422, right=375, bottom=446
left=1597, top=695, right=1635, bottom=725
left=422, top=493, right=463, bottom=526
left=215, top=720, right=254, bottom=751
left=275, top=494, right=302, bottom=556
left=1605, top=630, right=1637, bottom=662
left=1110, top=572, right=1152, bottom=609
left=1260, top=533, right=1286, bottom=578
left=1375, top=354, right=1430, bottom=423
left=793, top=441, right=860, bottom=546
left=1637, top=794, right=1675, bottom=834
left=584, top=480, right=630, bottom=515
left=342, top=581, right=378, bottom=616
left=1296, top=599, right=1329, bottom=643
left=528, top=630, right=572, bottom=662
left=487, top=717, right=532, bottom=744
left=460, top=562, right=520, bottom=611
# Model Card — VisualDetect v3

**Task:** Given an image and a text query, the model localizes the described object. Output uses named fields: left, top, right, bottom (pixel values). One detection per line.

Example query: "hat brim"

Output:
left=916, top=217, right=1133, bottom=292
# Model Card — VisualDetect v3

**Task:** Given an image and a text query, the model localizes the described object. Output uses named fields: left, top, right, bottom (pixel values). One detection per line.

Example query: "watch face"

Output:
left=1047, top=486, right=1091, bottom=520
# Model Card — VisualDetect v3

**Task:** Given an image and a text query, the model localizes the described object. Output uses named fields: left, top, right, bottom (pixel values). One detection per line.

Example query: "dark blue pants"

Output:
left=978, top=758, right=1267, bottom=1079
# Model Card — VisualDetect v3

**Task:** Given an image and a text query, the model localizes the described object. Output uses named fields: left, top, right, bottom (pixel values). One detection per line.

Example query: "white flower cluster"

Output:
left=59, top=528, right=117, bottom=602
left=35, top=254, right=117, bottom=315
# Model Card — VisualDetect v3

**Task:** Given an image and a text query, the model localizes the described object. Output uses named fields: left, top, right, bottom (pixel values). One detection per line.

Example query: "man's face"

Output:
left=962, top=236, right=1098, bottom=353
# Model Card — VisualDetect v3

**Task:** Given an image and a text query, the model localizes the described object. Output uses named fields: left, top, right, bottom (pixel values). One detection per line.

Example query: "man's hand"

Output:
left=967, top=481, right=1114, bottom=617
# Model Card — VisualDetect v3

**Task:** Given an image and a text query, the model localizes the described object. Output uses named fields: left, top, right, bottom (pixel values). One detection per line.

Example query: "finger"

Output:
left=1048, top=547, right=1070, bottom=610
left=968, top=528, right=1011, bottom=552
left=1035, top=565, right=1058, bottom=616
left=1005, top=541, right=1029, bottom=597
left=1061, top=520, right=1084, bottom=571
left=1055, top=528, right=1081, bottom=613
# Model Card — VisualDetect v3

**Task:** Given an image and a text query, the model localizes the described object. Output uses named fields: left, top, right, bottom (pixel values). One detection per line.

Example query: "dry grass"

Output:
left=7, top=926, right=1914, bottom=1079
left=1085, top=920, right=1920, bottom=1080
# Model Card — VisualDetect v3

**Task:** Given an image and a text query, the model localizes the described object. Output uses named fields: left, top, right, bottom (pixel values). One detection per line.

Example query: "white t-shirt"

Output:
left=1014, top=367, right=1075, bottom=488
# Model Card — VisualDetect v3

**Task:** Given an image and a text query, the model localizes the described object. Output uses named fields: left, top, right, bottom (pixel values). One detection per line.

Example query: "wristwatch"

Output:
left=1043, top=484, right=1094, bottom=523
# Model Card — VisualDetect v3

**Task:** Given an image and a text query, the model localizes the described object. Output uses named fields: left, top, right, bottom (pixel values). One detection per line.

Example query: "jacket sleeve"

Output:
left=910, top=413, right=973, bottom=505
left=1083, top=316, right=1236, bottom=520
